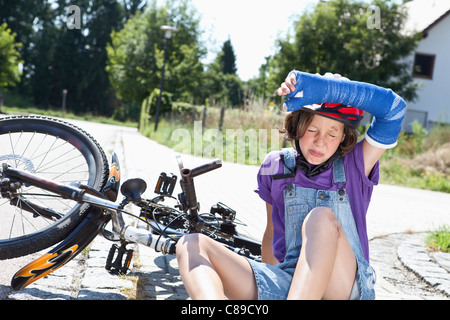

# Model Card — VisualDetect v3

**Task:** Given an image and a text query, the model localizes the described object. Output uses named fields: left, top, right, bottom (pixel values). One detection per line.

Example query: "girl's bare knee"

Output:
left=176, top=233, right=210, bottom=258
left=303, top=207, right=341, bottom=236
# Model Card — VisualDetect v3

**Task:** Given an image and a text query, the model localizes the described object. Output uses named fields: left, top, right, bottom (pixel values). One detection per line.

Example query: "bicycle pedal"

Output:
left=154, top=172, right=177, bottom=196
left=105, top=243, right=134, bottom=275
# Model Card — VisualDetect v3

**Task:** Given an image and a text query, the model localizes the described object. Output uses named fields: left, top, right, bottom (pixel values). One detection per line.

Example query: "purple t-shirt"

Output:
left=255, top=140, right=378, bottom=263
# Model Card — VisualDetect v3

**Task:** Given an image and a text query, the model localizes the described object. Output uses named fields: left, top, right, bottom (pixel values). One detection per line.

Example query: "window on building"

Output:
left=412, top=53, right=435, bottom=79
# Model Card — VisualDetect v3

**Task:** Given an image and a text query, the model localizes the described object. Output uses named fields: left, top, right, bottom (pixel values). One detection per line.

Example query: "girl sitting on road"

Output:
left=176, top=70, right=406, bottom=300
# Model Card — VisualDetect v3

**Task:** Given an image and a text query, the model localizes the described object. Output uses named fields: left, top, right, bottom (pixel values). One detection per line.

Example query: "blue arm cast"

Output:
left=284, top=70, right=407, bottom=148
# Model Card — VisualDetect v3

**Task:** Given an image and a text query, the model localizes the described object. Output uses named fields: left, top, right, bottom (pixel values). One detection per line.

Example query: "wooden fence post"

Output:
left=218, top=106, right=225, bottom=131
left=202, top=106, right=207, bottom=133
left=191, top=106, right=196, bottom=123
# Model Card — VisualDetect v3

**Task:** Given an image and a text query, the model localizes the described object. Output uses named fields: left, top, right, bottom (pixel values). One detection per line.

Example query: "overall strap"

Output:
left=283, top=148, right=296, bottom=175
left=273, top=148, right=296, bottom=180
left=332, top=156, right=346, bottom=184
left=332, top=156, right=347, bottom=197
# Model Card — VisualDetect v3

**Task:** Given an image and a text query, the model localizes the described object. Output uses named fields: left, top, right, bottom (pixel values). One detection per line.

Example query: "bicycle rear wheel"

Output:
left=0, top=116, right=109, bottom=259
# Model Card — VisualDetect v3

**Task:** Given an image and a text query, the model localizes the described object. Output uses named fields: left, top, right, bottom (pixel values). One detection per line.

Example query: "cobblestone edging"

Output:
left=397, top=234, right=450, bottom=297
left=133, top=244, right=189, bottom=300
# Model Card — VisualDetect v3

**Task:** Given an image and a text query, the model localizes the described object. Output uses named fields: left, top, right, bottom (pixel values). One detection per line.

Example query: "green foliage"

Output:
left=0, top=23, right=22, bottom=88
left=0, top=0, right=143, bottom=115
left=1, top=0, right=245, bottom=118
left=141, top=106, right=285, bottom=165
left=379, top=159, right=450, bottom=193
left=222, top=73, right=243, bottom=107
left=138, top=88, right=173, bottom=131
left=426, top=225, right=450, bottom=253
left=106, top=0, right=205, bottom=107
left=219, top=39, right=237, bottom=75
left=380, top=123, right=450, bottom=193
left=201, top=39, right=243, bottom=108
left=262, top=0, right=421, bottom=101
left=411, top=120, right=428, bottom=153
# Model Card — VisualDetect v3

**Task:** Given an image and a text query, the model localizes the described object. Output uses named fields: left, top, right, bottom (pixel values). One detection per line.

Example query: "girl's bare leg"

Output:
left=176, top=233, right=258, bottom=300
left=287, top=207, right=357, bottom=300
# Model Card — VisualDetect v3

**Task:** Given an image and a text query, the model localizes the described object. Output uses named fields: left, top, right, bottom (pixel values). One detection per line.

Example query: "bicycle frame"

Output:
left=4, top=154, right=230, bottom=291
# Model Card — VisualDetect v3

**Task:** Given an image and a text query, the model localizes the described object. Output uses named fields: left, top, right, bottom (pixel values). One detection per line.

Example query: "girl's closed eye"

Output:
left=328, top=132, right=338, bottom=138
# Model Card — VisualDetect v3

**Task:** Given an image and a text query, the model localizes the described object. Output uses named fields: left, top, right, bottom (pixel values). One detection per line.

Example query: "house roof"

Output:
left=403, top=0, right=450, bottom=34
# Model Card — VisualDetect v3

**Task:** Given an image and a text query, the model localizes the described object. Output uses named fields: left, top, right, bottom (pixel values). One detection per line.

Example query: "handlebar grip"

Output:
left=190, top=159, right=222, bottom=178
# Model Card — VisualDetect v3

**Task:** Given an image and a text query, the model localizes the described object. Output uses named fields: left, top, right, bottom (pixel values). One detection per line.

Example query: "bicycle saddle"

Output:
left=120, top=178, right=147, bottom=201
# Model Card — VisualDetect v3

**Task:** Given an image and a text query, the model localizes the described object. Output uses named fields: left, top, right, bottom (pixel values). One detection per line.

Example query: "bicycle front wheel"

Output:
left=0, top=116, right=109, bottom=259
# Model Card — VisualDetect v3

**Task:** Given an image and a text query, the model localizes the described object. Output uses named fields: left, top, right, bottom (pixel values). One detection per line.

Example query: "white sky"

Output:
left=190, top=0, right=320, bottom=80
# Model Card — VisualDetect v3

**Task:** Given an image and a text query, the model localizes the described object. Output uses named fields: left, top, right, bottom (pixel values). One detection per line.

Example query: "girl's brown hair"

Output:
left=280, top=109, right=359, bottom=157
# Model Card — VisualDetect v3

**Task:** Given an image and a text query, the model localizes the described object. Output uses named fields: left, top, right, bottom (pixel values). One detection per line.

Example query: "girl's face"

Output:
left=299, top=114, right=345, bottom=165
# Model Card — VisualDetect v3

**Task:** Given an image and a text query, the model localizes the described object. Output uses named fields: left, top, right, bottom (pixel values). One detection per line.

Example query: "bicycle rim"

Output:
left=0, top=116, right=109, bottom=259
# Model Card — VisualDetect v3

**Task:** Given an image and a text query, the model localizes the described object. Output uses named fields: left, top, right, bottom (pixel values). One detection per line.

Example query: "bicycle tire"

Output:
left=0, top=115, right=109, bottom=259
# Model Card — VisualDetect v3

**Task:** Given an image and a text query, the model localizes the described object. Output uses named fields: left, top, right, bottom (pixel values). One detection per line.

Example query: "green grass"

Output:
left=379, top=160, right=450, bottom=193
left=426, top=225, right=450, bottom=253
left=141, top=117, right=284, bottom=165
left=379, top=122, right=450, bottom=193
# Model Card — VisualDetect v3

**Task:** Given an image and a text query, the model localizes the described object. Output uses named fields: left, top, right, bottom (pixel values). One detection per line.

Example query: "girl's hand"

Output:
left=278, top=71, right=351, bottom=111
left=277, top=72, right=297, bottom=96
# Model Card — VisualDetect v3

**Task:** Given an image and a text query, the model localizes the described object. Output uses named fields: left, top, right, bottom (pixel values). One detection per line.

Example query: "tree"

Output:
left=247, top=56, right=271, bottom=100
left=267, top=0, right=421, bottom=101
left=0, top=23, right=22, bottom=88
left=204, top=39, right=242, bottom=107
left=220, top=38, right=237, bottom=75
left=106, top=0, right=205, bottom=111
left=80, top=0, right=125, bottom=115
left=43, top=0, right=127, bottom=115
left=122, top=0, right=148, bottom=20
left=0, top=0, right=52, bottom=95
left=0, top=0, right=143, bottom=115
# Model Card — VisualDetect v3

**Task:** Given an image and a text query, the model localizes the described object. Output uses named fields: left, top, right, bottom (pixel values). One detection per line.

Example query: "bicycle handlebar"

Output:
left=190, top=159, right=222, bottom=178
left=179, top=159, right=222, bottom=221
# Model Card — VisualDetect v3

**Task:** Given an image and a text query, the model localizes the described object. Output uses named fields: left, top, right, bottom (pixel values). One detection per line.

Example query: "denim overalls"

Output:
left=248, top=148, right=376, bottom=300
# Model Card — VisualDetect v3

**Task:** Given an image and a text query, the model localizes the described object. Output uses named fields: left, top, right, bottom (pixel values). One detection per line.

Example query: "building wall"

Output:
left=405, top=14, right=450, bottom=130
